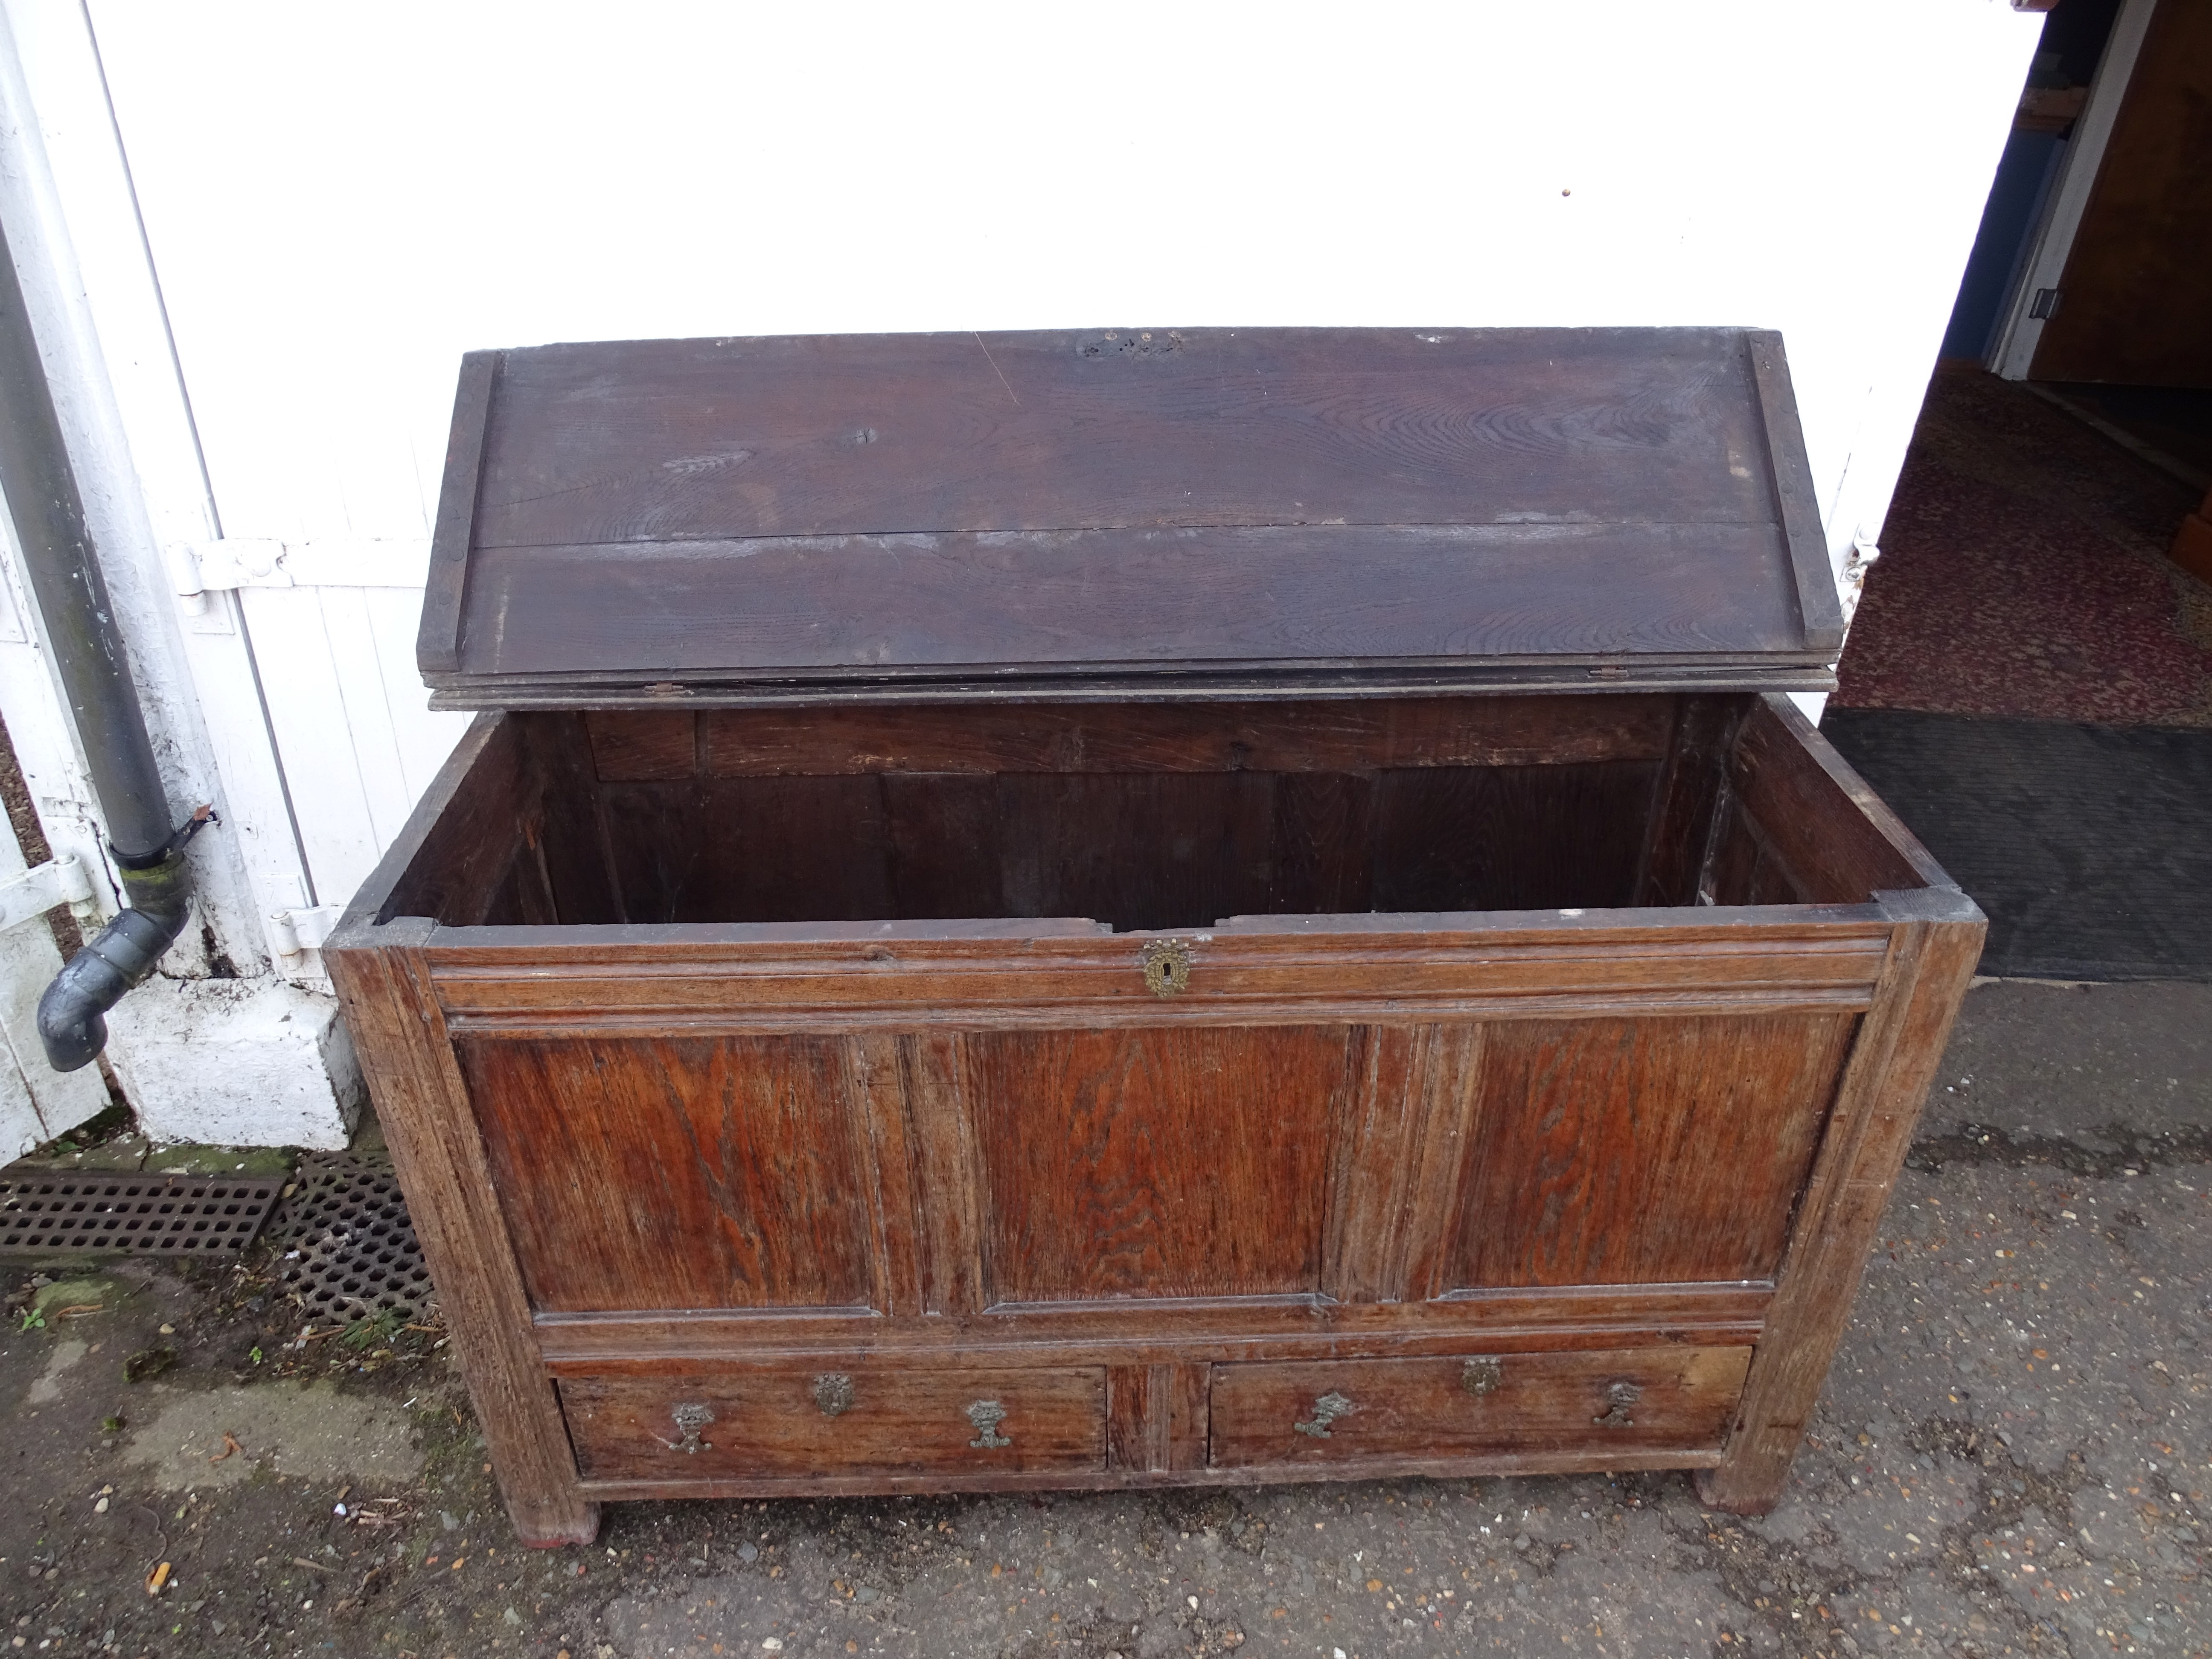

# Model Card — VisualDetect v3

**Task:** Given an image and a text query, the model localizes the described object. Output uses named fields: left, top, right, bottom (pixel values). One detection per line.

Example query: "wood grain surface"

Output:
left=388, top=698, right=1921, bottom=937
left=1700, top=890, right=1984, bottom=1512
left=572, top=1446, right=1724, bottom=1502
left=417, top=351, right=499, bottom=674
left=1323, top=1024, right=1487, bottom=1306
left=1208, top=1346, right=1751, bottom=1467
left=423, top=919, right=1895, bottom=1036
left=1447, top=1013, right=1858, bottom=1289
left=567, top=765, right=1666, bottom=930
left=677, top=696, right=1679, bottom=777
left=963, top=1025, right=1355, bottom=1303
left=452, top=523, right=1807, bottom=681
left=560, top=1366, right=1106, bottom=1480
left=376, top=713, right=542, bottom=925
left=456, top=1034, right=882, bottom=1313
left=474, top=329, right=1776, bottom=546
left=323, top=924, right=600, bottom=1546
left=422, top=328, right=1842, bottom=699
left=531, top=1283, right=1772, bottom=1374
left=1725, top=696, right=1938, bottom=902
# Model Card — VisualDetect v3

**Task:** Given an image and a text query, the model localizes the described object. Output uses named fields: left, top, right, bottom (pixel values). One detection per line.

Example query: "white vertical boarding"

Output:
left=233, top=569, right=469, bottom=910
left=231, top=586, right=386, bottom=908
left=0, top=493, right=115, bottom=1154
left=0, top=796, right=109, bottom=1157
left=0, top=3, right=365, bottom=1149
left=184, top=536, right=468, bottom=914
left=364, top=586, right=466, bottom=805
left=0, top=0, right=291, bottom=972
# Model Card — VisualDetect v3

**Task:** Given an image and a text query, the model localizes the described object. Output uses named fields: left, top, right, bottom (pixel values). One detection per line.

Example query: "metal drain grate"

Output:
left=274, top=1155, right=436, bottom=1326
left=0, top=1172, right=282, bottom=1257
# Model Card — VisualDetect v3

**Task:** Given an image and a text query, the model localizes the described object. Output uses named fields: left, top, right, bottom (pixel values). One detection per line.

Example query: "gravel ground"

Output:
left=1, top=978, right=2205, bottom=1659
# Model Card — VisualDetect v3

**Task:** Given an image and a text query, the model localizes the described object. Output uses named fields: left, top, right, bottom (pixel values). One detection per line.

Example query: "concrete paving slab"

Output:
left=118, top=1381, right=424, bottom=1492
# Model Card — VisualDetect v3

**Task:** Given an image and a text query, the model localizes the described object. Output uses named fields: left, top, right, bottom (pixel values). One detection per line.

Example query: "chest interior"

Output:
left=383, top=691, right=1922, bottom=931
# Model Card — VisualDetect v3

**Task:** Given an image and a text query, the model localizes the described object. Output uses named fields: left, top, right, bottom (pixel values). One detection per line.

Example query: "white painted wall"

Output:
left=90, top=1, right=2042, bottom=580
left=2, top=1, right=2041, bottom=1145
left=0, top=0, right=362, bottom=1147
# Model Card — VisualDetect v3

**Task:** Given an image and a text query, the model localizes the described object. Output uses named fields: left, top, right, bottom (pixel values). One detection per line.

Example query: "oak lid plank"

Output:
left=473, top=327, right=1776, bottom=546
left=422, top=327, right=1843, bottom=704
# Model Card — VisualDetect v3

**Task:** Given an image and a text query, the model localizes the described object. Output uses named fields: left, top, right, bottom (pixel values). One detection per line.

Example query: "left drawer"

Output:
left=559, top=1367, right=1108, bottom=1480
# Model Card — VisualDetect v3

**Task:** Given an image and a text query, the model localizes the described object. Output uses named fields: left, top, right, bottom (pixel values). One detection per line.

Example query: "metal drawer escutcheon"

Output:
left=665, top=1401, right=715, bottom=1455
left=813, top=1373, right=856, bottom=1417
left=1461, top=1356, right=1504, bottom=1396
left=1294, top=1391, right=1356, bottom=1438
left=1593, top=1381, right=1642, bottom=1428
left=967, top=1399, right=1012, bottom=1448
left=1138, top=939, right=1193, bottom=997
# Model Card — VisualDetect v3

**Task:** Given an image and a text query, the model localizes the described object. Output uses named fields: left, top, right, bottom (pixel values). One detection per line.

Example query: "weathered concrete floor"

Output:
left=2, top=979, right=2206, bottom=1659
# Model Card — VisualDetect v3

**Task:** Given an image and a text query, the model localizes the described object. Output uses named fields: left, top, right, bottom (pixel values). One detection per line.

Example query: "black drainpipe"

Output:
left=0, top=212, right=210, bottom=1072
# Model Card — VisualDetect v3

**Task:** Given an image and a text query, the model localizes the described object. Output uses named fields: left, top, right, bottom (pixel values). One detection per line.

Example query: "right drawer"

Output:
left=1208, top=1346, right=1750, bottom=1469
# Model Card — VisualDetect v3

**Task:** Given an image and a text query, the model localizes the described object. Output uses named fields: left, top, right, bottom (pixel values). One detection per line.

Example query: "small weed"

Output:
left=40, top=1099, right=130, bottom=1156
left=17, top=1306, right=44, bottom=1332
left=341, top=1308, right=405, bottom=1351
left=250, top=1345, right=263, bottom=1365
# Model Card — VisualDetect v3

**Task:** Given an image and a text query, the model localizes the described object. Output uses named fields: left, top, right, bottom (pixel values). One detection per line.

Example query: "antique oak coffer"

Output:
left=325, top=328, right=1983, bottom=1547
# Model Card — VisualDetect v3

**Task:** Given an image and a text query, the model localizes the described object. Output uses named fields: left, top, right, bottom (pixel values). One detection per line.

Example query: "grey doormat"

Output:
left=1821, top=709, right=2212, bottom=981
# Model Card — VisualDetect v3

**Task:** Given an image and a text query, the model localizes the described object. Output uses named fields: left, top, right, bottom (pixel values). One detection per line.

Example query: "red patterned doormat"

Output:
left=1835, top=366, right=2212, bottom=727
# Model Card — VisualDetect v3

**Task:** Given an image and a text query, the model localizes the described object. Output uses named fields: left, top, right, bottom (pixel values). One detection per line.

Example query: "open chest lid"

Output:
left=419, top=326, right=1844, bottom=708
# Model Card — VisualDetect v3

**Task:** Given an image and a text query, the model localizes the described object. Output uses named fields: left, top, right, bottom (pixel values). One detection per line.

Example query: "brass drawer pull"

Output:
left=1461, top=1356, right=1503, bottom=1397
left=1138, top=938, right=1193, bottom=996
left=664, top=1401, right=714, bottom=1455
left=1593, top=1380, right=1642, bottom=1428
left=813, top=1373, right=855, bottom=1417
left=967, top=1399, right=1012, bottom=1448
left=1294, top=1390, right=1355, bottom=1438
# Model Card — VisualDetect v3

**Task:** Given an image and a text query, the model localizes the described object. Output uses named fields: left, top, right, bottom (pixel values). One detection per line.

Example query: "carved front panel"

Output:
left=1445, top=1013, right=1860, bottom=1289
left=457, top=1034, right=882, bottom=1313
left=960, top=1025, right=1359, bottom=1304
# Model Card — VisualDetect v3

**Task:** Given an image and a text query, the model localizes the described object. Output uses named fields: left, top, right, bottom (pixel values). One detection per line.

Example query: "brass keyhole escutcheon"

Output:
left=1461, top=1356, right=1503, bottom=1397
left=1294, top=1391, right=1355, bottom=1438
left=1138, top=938, right=1193, bottom=997
left=667, top=1401, right=715, bottom=1454
left=967, top=1399, right=1012, bottom=1448
left=1593, top=1380, right=1642, bottom=1428
left=813, top=1373, right=855, bottom=1417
